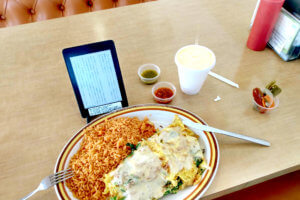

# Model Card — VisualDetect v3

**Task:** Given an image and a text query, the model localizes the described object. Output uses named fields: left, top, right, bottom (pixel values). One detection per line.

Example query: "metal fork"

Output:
left=20, top=169, right=73, bottom=200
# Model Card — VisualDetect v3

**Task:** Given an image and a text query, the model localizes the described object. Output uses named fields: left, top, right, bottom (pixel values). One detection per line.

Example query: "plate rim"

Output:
left=54, top=104, right=219, bottom=200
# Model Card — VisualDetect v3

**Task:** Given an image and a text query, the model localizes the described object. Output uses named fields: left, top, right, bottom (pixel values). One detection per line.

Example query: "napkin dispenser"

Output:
left=249, top=0, right=300, bottom=61
left=268, top=8, right=300, bottom=61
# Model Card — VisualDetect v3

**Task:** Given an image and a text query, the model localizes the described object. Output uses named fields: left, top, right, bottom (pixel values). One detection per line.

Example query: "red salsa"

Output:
left=154, top=87, right=174, bottom=103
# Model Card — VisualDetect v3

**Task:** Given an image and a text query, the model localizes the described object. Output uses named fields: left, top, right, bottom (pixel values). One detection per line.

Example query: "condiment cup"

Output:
left=138, top=64, right=160, bottom=84
left=152, top=82, right=176, bottom=104
left=253, top=97, right=279, bottom=114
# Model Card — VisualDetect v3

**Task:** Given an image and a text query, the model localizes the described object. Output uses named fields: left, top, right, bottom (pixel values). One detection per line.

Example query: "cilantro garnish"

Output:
left=126, top=143, right=141, bottom=157
left=164, top=177, right=183, bottom=196
left=195, top=158, right=203, bottom=167
left=110, top=196, right=126, bottom=200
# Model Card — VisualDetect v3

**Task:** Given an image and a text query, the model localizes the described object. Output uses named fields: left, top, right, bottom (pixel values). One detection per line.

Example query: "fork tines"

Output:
left=51, top=169, right=73, bottom=184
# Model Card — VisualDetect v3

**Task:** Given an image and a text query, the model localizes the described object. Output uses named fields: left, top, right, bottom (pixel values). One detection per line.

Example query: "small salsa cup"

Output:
left=138, top=64, right=160, bottom=84
left=152, top=82, right=176, bottom=104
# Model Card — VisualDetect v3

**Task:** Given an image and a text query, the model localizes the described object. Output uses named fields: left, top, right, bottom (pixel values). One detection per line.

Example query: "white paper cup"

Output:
left=175, top=45, right=216, bottom=95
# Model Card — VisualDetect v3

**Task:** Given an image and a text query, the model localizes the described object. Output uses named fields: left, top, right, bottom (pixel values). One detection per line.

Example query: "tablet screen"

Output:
left=70, top=50, right=122, bottom=115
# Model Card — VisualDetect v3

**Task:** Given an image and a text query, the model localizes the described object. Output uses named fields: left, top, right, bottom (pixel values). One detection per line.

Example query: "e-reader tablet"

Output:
left=62, top=40, right=128, bottom=120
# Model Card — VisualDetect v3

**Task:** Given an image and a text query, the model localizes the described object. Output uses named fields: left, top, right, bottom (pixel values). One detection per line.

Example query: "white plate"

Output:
left=54, top=104, right=219, bottom=200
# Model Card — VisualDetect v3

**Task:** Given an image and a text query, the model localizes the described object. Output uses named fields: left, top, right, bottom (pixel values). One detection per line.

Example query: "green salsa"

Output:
left=141, top=69, right=158, bottom=78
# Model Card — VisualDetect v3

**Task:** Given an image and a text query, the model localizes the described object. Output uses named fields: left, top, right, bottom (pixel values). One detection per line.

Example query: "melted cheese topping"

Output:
left=148, top=126, right=203, bottom=180
left=110, top=146, right=167, bottom=200
left=104, top=116, right=206, bottom=200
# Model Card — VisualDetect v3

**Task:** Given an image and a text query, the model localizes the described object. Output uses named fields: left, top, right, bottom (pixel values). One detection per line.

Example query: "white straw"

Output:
left=249, top=0, right=261, bottom=29
left=208, top=71, right=239, bottom=88
left=195, top=26, right=199, bottom=45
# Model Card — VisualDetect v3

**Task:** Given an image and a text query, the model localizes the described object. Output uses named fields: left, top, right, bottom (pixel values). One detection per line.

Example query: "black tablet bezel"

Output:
left=62, top=40, right=128, bottom=118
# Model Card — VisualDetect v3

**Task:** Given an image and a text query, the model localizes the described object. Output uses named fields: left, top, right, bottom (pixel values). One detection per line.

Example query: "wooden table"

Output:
left=0, top=0, right=299, bottom=199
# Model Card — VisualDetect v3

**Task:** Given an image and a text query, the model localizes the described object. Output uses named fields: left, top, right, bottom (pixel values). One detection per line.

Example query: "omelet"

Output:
left=104, top=115, right=207, bottom=200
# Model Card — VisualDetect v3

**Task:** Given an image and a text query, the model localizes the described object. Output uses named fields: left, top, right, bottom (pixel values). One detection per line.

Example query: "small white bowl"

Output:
left=152, top=82, right=176, bottom=104
left=138, top=64, right=160, bottom=84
